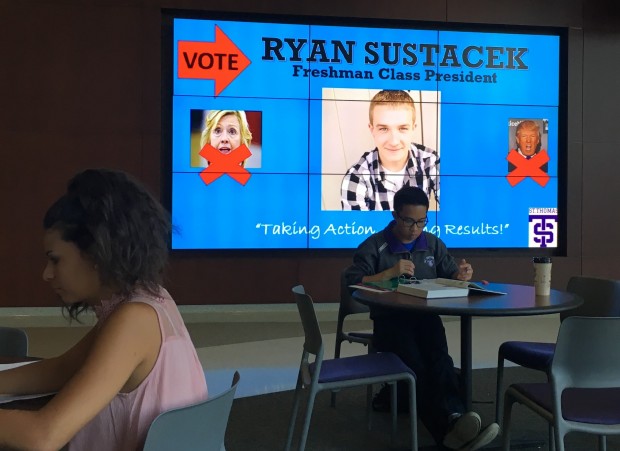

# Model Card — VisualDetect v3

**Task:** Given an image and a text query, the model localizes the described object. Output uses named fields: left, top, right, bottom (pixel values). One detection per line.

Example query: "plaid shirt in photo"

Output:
left=341, top=143, right=439, bottom=211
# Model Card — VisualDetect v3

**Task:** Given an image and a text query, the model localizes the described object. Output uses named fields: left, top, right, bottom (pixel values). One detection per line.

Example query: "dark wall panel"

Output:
left=446, top=0, right=583, bottom=27
left=2, top=0, right=617, bottom=307
left=582, top=34, right=620, bottom=144
left=581, top=142, right=620, bottom=258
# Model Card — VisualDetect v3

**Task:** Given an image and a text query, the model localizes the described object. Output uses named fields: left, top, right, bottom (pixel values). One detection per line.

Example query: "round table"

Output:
left=352, top=282, right=584, bottom=410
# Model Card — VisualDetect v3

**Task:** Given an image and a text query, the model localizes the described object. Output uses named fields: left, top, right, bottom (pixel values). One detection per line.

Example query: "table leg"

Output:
left=460, top=315, right=473, bottom=411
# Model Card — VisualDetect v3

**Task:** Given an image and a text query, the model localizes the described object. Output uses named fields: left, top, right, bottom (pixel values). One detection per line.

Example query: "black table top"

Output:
left=352, top=282, right=584, bottom=317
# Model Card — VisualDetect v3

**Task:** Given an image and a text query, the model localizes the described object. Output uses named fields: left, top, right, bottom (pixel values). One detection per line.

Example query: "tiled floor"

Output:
left=3, top=305, right=561, bottom=399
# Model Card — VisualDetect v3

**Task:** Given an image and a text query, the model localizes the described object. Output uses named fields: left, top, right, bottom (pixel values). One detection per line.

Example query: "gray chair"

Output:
left=143, top=371, right=240, bottom=451
left=335, top=268, right=375, bottom=357
left=495, top=276, right=620, bottom=425
left=502, top=316, right=620, bottom=451
left=332, top=269, right=375, bottom=406
left=286, top=285, right=417, bottom=451
left=0, top=327, right=28, bottom=357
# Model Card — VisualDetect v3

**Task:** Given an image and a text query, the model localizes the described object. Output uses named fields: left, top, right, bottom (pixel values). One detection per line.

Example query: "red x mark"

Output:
left=506, top=149, right=550, bottom=187
left=199, top=143, right=252, bottom=186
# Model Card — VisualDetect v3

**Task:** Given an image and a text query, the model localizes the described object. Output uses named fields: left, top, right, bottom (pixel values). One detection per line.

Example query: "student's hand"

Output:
left=456, top=259, right=473, bottom=281
left=392, top=259, right=415, bottom=279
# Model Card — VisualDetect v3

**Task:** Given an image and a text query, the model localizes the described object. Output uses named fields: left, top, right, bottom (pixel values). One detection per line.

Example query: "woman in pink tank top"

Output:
left=0, top=169, right=208, bottom=450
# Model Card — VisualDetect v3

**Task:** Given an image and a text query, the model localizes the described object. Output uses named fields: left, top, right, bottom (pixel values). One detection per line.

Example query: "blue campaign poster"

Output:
left=169, top=16, right=562, bottom=250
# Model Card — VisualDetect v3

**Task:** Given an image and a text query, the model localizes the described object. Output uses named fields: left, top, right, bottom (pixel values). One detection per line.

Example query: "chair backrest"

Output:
left=292, top=285, right=323, bottom=357
left=293, top=285, right=329, bottom=390
left=339, top=268, right=371, bottom=318
left=562, top=276, right=620, bottom=320
left=0, top=327, right=28, bottom=357
left=552, top=317, right=620, bottom=390
left=143, top=371, right=241, bottom=451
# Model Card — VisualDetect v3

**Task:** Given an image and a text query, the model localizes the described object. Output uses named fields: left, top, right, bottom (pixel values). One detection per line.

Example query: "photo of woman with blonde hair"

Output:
left=200, top=110, right=253, bottom=167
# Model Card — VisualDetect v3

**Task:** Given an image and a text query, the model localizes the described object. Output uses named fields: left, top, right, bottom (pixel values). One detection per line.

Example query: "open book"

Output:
left=396, top=278, right=506, bottom=299
left=433, top=278, right=507, bottom=295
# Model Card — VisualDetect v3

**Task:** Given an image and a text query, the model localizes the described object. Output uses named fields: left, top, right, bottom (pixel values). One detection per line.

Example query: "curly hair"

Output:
left=43, top=169, right=171, bottom=319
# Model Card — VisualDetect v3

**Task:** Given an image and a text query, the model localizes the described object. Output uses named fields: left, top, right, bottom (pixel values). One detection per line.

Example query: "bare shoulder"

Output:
left=106, top=300, right=158, bottom=323
left=94, top=301, right=161, bottom=349
left=79, top=301, right=162, bottom=390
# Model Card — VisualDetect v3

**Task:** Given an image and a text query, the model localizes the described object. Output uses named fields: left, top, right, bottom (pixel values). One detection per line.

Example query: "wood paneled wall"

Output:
left=1, top=0, right=618, bottom=306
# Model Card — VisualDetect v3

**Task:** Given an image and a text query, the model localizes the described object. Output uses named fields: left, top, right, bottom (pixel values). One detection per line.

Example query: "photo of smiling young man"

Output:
left=340, top=90, right=440, bottom=211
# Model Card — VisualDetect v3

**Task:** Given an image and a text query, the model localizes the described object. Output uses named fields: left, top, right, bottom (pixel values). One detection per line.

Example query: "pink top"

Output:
left=68, top=288, right=208, bottom=451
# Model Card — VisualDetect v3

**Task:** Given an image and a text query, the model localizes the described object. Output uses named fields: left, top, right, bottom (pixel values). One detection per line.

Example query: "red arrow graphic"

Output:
left=178, top=25, right=250, bottom=96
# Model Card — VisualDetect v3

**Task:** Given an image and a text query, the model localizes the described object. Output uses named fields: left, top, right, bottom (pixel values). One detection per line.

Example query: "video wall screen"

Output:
left=165, top=13, right=566, bottom=251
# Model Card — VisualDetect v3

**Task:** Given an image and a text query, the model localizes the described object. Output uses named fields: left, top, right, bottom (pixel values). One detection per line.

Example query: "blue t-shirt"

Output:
left=403, top=239, right=416, bottom=253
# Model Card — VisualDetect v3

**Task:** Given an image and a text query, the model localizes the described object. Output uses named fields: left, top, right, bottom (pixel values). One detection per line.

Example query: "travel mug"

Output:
left=533, top=256, right=552, bottom=296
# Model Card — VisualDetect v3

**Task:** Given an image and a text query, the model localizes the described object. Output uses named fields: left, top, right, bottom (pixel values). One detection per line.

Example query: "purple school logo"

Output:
left=424, top=256, right=435, bottom=267
left=528, top=208, right=558, bottom=248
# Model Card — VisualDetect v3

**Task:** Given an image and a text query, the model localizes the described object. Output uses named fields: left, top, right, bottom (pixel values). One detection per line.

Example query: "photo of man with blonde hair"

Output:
left=340, top=90, right=439, bottom=211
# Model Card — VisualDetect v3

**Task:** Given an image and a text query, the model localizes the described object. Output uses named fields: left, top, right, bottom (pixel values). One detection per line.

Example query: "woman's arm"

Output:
left=0, top=327, right=97, bottom=396
left=0, top=301, right=161, bottom=451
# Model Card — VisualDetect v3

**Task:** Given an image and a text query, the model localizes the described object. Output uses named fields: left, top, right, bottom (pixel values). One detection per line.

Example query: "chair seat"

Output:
left=512, top=383, right=620, bottom=425
left=312, top=352, right=414, bottom=384
left=500, top=341, right=555, bottom=371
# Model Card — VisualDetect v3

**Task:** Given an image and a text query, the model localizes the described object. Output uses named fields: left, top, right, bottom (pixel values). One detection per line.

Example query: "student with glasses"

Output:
left=344, top=186, right=499, bottom=451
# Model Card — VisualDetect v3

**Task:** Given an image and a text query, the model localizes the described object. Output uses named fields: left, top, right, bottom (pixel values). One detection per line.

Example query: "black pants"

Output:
left=373, top=311, right=464, bottom=445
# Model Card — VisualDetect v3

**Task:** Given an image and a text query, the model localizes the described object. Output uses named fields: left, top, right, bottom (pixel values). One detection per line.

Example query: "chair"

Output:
left=334, top=269, right=375, bottom=358
left=143, top=371, right=240, bottom=451
left=0, top=327, right=28, bottom=357
left=286, top=285, right=417, bottom=451
left=495, top=276, right=620, bottom=424
left=332, top=269, right=375, bottom=406
left=502, top=316, right=620, bottom=451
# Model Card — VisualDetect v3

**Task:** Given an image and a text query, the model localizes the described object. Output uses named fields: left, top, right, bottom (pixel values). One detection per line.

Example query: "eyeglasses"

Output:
left=398, top=275, right=420, bottom=285
left=398, top=215, right=428, bottom=229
